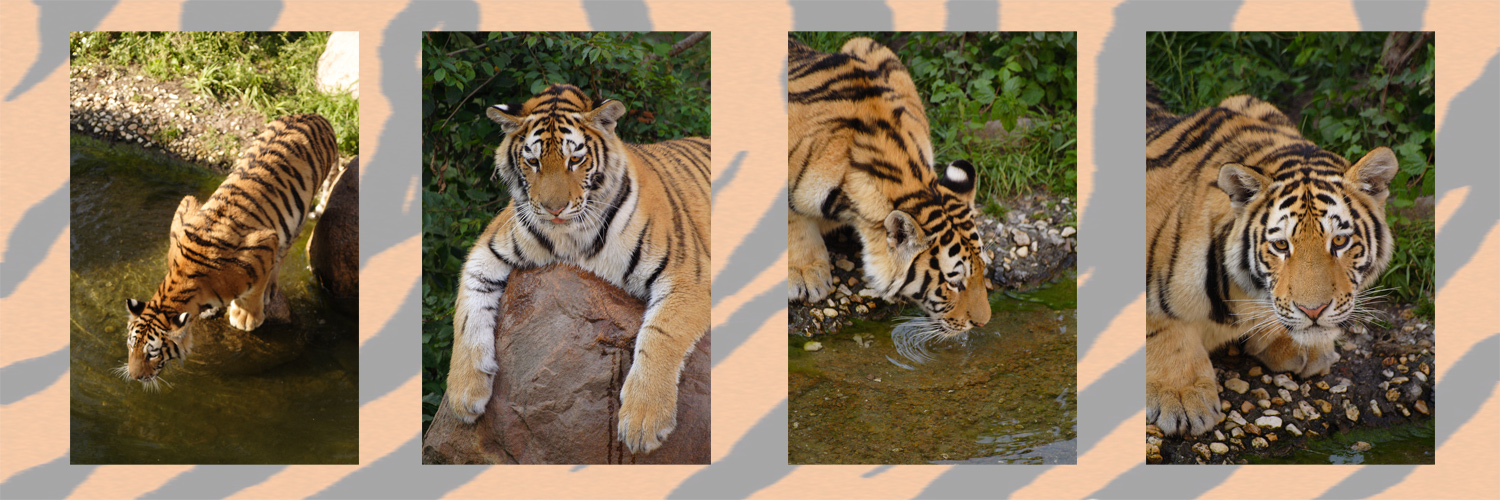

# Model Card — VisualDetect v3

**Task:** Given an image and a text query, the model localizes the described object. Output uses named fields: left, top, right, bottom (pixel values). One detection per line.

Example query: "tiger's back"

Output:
left=1144, top=83, right=1397, bottom=436
left=125, top=114, right=339, bottom=385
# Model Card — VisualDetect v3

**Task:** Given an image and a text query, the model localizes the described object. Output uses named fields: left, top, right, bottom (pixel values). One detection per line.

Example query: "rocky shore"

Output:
left=1148, top=304, right=1436, bottom=464
left=790, top=192, right=1078, bottom=337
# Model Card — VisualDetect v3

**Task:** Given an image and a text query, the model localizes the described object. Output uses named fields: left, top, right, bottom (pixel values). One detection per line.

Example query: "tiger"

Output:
left=122, top=114, right=340, bottom=389
left=786, top=37, right=991, bottom=349
left=1145, top=82, right=1397, bottom=436
left=445, top=84, right=710, bottom=455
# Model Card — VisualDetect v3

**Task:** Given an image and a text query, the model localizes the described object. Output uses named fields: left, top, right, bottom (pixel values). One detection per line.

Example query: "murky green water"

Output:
left=69, top=134, right=357, bottom=464
left=789, top=274, right=1078, bottom=465
left=1245, top=419, right=1435, bottom=465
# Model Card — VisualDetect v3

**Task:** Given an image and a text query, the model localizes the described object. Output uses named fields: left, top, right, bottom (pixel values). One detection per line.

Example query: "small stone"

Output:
left=1145, top=425, right=1164, bottom=438
left=1383, top=369, right=1395, bottom=379
left=1385, top=388, right=1400, bottom=402
left=1243, top=423, right=1261, bottom=436
left=1351, top=441, right=1372, bottom=452
left=1240, top=401, right=1255, bottom=414
left=1383, top=356, right=1397, bottom=367
left=1330, top=380, right=1351, bottom=394
left=1346, top=407, right=1360, bottom=422
left=1263, top=409, right=1280, bottom=416
left=837, top=284, right=853, bottom=296
left=1273, top=374, right=1299, bottom=392
left=1247, top=366, right=1263, bottom=377
left=1230, top=427, right=1245, bottom=438
left=1261, top=374, right=1274, bottom=385
left=835, top=259, right=855, bottom=272
left=1399, top=405, right=1411, bottom=417
left=1299, top=400, right=1321, bottom=420
left=1224, top=378, right=1250, bottom=394
left=1317, top=400, right=1334, bottom=414
left=1316, top=381, right=1331, bottom=391
left=1251, top=437, right=1269, bottom=449
left=1414, top=400, right=1430, bottom=415
left=1060, top=226, right=1075, bottom=237
left=1420, top=363, right=1430, bottom=375
left=1012, top=230, right=1031, bottom=247
left=1147, top=443, right=1163, bottom=464
left=1266, top=433, right=1278, bottom=442
left=1017, top=246, right=1029, bottom=258
left=1193, top=442, right=1212, bottom=460
left=1391, top=376, right=1409, bottom=385
left=803, top=341, right=823, bottom=352
left=1255, top=416, right=1283, bottom=429
left=1221, top=400, right=1232, bottom=412
left=1257, top=399, right=1272, bottom=409
left=1413, top=371, right=1427, bottom=383
left=1214, top=430, right=1226, bottom=441
left=1369, top=400, right=1384, bottom=417
left=1396, top=363, right=1410, bottom=373
left=1279, top=389, right=1293, bottom=402
left=1271, top=397, right=1286, bottom=406
left=1250, top=388, right=1270, bottom=401
left=1227, top=411, right=1247, bottom=426
left=823, top=308, right=839, bottom=318
left=855, top=305, right=869, bottom=314
left=1286, top=424, right=1303, bottom=437
left=1210, top=442, right=1229, bottom=454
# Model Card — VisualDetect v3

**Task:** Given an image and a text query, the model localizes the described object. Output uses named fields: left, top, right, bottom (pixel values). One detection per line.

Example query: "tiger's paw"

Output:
left=788, top=259, right=834, bottom=303
left=1147, top=360, right=1222, bottom=436
left=617, top=370, right=678, bottom=454
left=227, top=301, right=264, bottom=331
left=1246, top=330, right=1340, bottom=378
left=445, top=366, right=494, bottom=424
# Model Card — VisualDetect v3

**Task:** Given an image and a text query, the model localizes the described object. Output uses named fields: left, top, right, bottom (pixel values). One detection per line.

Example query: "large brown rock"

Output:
left=422, top=264, right=711, bottom=464
left=308, top=156, right=358, bottom=316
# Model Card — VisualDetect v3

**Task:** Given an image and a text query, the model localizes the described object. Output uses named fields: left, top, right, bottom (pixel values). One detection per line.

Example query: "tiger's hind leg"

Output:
left=1146, top=318, right=1222, bottom=436
left=617, top=282, right=709, bottom=454
left=227, top=230, right=280, bottom=331
left=788, top=210, right=834, bottom=302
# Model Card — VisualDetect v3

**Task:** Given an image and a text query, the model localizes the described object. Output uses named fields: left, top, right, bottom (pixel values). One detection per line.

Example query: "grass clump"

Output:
left=70, top=31, right=358, bottom=158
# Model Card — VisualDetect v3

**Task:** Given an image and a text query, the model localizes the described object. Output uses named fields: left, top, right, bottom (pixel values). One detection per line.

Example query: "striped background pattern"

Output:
left=2, top=1, right=1496, bottom=498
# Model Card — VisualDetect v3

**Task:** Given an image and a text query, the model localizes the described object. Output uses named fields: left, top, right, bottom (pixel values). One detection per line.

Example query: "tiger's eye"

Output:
left=1332, top=234, right=1348, bottom=248
left=1271, top=240, right=1288, bottom=251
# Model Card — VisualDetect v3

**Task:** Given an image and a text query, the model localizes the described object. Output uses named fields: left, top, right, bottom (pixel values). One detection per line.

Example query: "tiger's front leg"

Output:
left=446, top=217, right=516, bottom=423
left=1243, top=325, right=1340, bottom=378
left=617, top=283, right=709, bottom=454
left=227, top=230, right=280, bottom=331
left=1146, top=318, right=1222, bottom=436
left=788, top=210, right=834, bottom=303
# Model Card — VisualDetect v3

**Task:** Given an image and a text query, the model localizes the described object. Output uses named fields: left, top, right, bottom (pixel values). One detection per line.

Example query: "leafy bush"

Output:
left=792, top=32, right=1078, bottom=205
left=69, top=31, right=359, bottom=158
left=420, top=32, right=711, bottom=431
left=1147, top=32, right=1435, bottom=314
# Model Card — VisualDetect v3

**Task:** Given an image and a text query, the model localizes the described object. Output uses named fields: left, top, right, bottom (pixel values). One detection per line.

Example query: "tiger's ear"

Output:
left=884, top=210, right=926, bottom=264
left=1217, top=163, right=1268, bottom=208
left=486, top=104, right=525, bottom=134
left=1347, top=146, right=1398, bottom=204
left=587, top=99, right=627, bottom=135
left=937, top=160, right=978, bottom=204
left=127, top=298, right=146, bottom=318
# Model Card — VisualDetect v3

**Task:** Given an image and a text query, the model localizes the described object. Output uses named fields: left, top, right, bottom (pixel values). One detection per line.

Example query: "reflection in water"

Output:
left=69, top=135, right=357, bottom=464
left=789, top=277, right=1077, bottom=465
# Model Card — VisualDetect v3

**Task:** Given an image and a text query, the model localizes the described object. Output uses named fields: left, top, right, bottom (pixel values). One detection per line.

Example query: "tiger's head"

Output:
left=1219, top=146, right=1398, bottom=345
left=487, top=84, right=627, bottom=230
left=863, top=159, right=992, bottom=348
left=122, top=298, right=191, bottom=388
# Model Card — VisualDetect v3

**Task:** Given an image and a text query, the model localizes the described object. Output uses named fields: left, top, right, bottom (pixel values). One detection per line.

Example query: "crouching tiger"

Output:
left=787, top=37, right=991, bottom=357
left=445, top=84, right=710, bottom=454
left=1145, top=83, right=1397, bottom=436
left=123, top=114, right=340, bottom=388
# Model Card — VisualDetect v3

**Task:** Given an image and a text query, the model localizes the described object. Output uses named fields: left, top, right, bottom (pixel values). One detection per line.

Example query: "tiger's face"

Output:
left=1220, top=146, right=1397, bottom=343
left=487, top=84, right=627, bottom=229
left=122, top=298, right=190, bottom=387
left=869, top=160, right=992, bottom=338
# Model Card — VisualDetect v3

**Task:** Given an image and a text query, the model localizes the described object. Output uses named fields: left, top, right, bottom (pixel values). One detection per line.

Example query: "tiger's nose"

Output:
left=971, top=320, right=986, bottom=328
left=1297, top=302, right=1329, bottom=321
left=545, top=204, right=565, bottom=215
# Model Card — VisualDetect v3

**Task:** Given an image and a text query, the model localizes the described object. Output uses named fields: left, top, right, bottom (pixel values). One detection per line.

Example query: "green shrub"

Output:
left=1147, top=32, right=1435, bottom=315
left=69, top=31, right=359, bottom=158
left=792, top=32, right=1078, bottom=204
left=420, top=32, right=711, bottom=432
